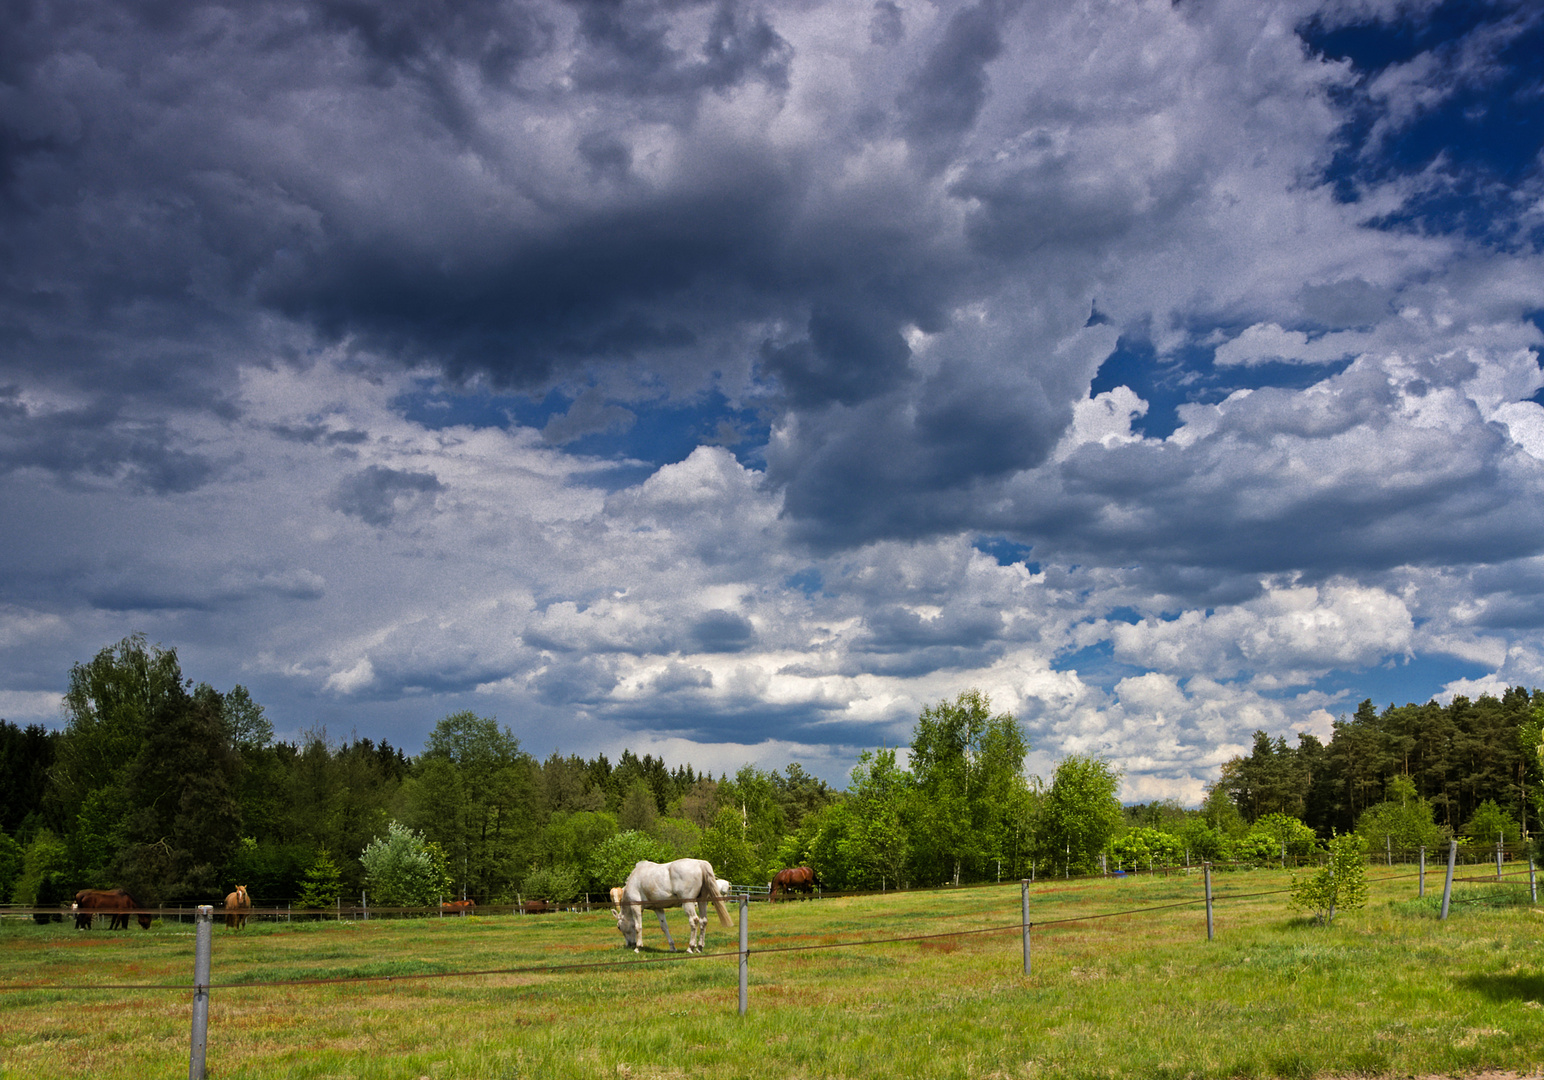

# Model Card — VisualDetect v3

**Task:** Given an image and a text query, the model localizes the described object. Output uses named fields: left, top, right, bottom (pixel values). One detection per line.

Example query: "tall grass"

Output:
left=1, top=868, right=1541, bottom=1079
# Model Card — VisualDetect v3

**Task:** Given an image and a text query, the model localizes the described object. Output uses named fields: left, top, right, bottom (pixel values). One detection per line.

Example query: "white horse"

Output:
left=613, top=859, right=730, bottom=953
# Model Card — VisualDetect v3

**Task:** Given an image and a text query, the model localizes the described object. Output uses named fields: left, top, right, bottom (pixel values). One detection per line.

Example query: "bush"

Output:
left=1290, top=832, right=1368, bottom=925
left=360, top=822, right=452, bottom=907
left=522, top=864, right=582, bottom=904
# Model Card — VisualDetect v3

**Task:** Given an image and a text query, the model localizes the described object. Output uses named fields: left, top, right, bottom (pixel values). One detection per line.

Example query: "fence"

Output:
left=3, top=848, right=1538, bottom=1080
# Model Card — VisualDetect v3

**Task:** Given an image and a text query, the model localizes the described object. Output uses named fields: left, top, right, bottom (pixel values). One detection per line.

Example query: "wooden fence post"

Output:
left=189, top=905, right=213, bottom=1080
left=1418, top=847, right=1425, bottom=898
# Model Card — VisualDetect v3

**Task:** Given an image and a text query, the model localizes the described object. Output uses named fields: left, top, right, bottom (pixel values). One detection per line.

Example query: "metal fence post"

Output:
left=737, top=894, right=749, bottom=1016
left=1203, top=862, right=1214, bottom=942
left=1440, top=839, right=1457, bottom=920
left=1496, top=833, right=1503, bottom=880
left=189, top=905, right=213, bottom=1080
left=1021, top=879, right=1031, bottom=976
left=1530, top=856, right=1537, bottom=904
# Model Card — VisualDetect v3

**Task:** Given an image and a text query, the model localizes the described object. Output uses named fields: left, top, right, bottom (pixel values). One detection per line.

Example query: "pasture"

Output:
left=1, top=868, right=1542, bottom=1080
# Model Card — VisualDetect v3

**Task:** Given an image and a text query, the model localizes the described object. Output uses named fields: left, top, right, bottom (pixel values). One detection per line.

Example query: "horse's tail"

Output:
left=702, top=869, right=731, bottom=927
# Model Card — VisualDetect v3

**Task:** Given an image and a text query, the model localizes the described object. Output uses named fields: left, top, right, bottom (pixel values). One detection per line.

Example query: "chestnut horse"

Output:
left=73, top=889, right=152, bottom=930
left=224, top=885, right=252, bottom=929
left=770, top=866, right=819, bottom=900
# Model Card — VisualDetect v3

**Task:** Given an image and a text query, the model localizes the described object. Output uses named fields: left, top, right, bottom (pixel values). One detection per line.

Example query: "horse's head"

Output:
left=614, top=898, right=641, bottom=949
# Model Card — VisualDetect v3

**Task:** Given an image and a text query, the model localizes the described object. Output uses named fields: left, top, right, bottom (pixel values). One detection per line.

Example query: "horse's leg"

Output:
left=655, top=909, right=677, bottom=951
left=689, top=907, right=706, bottom=952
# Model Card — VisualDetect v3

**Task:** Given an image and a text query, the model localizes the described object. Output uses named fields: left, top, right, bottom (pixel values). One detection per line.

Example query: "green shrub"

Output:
left=1290, top=832, right=1368, bottom=924
left=360, top=822, right=452, bottom=907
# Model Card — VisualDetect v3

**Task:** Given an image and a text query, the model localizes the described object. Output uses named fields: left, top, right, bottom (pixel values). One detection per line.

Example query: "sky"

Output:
left=2, top=0, right=1543, bottom=803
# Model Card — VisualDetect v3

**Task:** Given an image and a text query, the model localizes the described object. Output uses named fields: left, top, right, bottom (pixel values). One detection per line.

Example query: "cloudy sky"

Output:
left=2, top=0, right=1542, bottom=801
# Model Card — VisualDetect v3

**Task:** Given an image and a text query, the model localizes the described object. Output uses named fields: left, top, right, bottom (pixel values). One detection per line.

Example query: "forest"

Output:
left=1, top=635, right=1541, bottom=909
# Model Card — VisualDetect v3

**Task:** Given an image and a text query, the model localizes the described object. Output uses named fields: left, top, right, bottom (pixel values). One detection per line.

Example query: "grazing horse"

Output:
left=441, top=899, right=476, bottom=916
left=770, top=866, right=819, bottom=900
left=520, top=899, right=548, bottom=915
left=73, top=889, right=151, bottom=930
left=613, top=859, right=730, bottom=953
left=224, top=885, right=252, bottom=929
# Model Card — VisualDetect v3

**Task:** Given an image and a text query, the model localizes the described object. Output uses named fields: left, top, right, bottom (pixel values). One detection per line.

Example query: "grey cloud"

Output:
left=690, top=609, right=756, bottom=653
left=1297, top=279, right=1395, bottom=328
left=530, top=655, right=618, bottom=705
left=329, top=465, right=445, bottom=526
left=566, top=0, right=792, bottom=97
left=0, top=393, right=218, bottom=493
left=541, top=387, right=637, bottom=444
left=898, top=0, right=1007, bottom=168
left=870, top=1, right=904, bottom=47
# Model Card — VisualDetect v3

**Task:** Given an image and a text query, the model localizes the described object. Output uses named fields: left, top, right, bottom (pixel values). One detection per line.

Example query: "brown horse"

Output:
left=441, top=899, right=476, bottom=916
left=73, top=889, right=152, bottom=929
left=224, top=885, right=252, bottom=929
left=769, top=866, right=819, bottom=900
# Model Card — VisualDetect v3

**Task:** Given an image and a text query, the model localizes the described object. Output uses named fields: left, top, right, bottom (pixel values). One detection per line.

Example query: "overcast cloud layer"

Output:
left=3, top=0, right=1542, bottom=801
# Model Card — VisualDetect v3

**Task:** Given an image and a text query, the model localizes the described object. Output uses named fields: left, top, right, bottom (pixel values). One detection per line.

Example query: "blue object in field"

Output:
left=1112, top=871, right=1127, bottom=877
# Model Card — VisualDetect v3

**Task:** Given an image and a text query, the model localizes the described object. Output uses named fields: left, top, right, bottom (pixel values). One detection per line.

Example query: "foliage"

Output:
left=1216, top=689, right=1543, bottom=839
left=1235, top=812, right=1321, bottom=864
left=694, top=805, right=761, bottom=884
left=1037, top=755, right=1123, bottom=875
left=0, top=828, right=24, bottom=903
left=537, top=810, right=619, bottom=879
left=1355, top=775, right=1447, bottom=853
left=360, top=822, right=452, bottom=907
left=1461, top=798, right=1520, bottom=849
left=587, top=830, right=673, bottom=890
left=0, top=720, right=56, bottom=842
left=908, top=690, right=1032, bottom=884
left=13, top=829, right=71, bottom=908
left=650, top=815, right=701, bottom=860
left=521, top=863, right=582, bottom=904
left=1110, top=826, right=1184, bottom=869
left=406, top=711, right=537, bottom=903
left=1290, top=832, right=1369, bottom=924
left=296, top=848, right=344, bottom=909
left=841, top=747, right=913, bottom=889
left=227, top=836, right=318, bottom=901
left=712, top=764, right=787, bottom=878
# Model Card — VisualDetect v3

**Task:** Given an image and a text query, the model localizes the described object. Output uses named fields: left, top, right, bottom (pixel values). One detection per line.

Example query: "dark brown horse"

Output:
left=769, top=866, right=819, bottom=900
left=73, top=889, right=152, bottom=930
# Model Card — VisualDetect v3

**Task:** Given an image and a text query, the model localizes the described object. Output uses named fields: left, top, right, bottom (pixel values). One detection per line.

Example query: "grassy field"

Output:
left=1, top=867, right=1542, bottom=1080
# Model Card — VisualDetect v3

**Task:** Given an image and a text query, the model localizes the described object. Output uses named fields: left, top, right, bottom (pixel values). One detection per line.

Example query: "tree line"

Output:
left=1, top=636, right=1541, bottom=910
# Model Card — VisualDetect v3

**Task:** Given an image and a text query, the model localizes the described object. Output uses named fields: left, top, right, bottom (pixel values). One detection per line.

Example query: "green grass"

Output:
left=2, top=869, right=1542, bottom=1079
